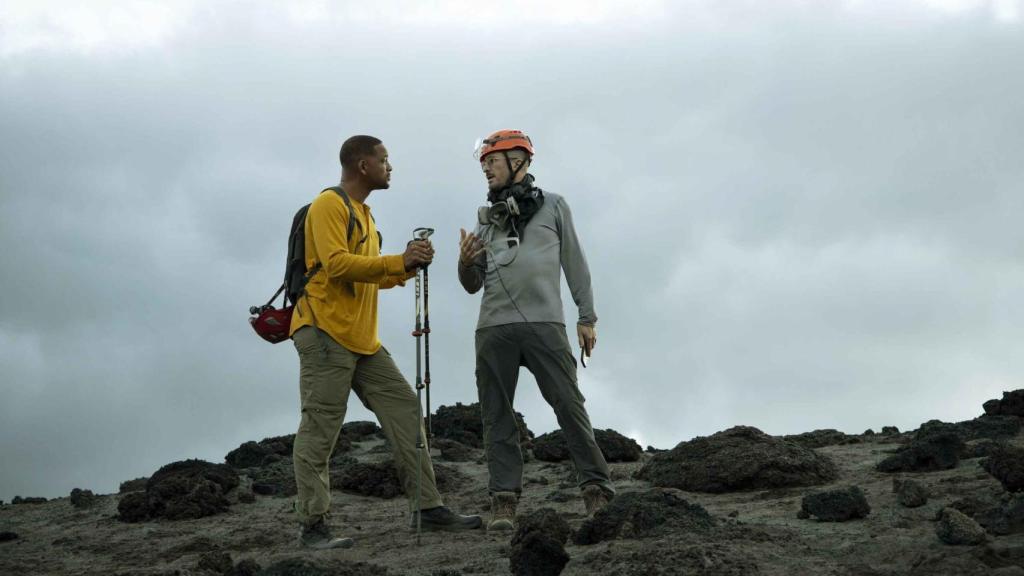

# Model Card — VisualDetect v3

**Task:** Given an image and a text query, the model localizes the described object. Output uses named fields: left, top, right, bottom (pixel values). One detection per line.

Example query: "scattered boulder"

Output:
left=337, top=460, right=467, bottom=498
left=509, top=508, right=571, bottom=576
left=0, top=531, right=18, bottom=542
left=981, top=443, right=1024, bottom=492
left=799, top=486, right=870, bottom=522
left=881, top=426, right=901, bottom=435
left=248, top=458, right=298, bottom=497
left=532, top=429, right=642, bottom=463
left=573, top=489, right=714, bottom=545
left=863, top=429, right=876, bottom=436
left=255, top=557, right=390, bottom=576
left=876, top=422, right=964, bottom=472
left=936, top=508, right=987, bottom=546
left=233, top=559, right=262, bottom=576
left=432, top=438, right=474, bottom=462
left=893, top=478, right=928, bottom=508
left=983, top=390, right=1024, bottom=417
left=11, top=496, right=47, bottom=504
left=974, top=541, right=1024, bottom=571
left=783, top=429, right=857, bottom=449
left=69, top=488, right=96, bottom=509
left=975, top=495, right=1024, bottom=536
left=119, top=477, right=148, bottom=493
left=341, top=420, right=381, bottom=440
left=118, top=459, right=239, bottom=522
left=635, top=426, right=838, bottom=493
left=957, top=415, right=1021, bottom=441
left=965, top=439, right=1000, bottom=459
left=198, top=551, right=234, bottom=574
left=431, top=402, right=533, bottom=449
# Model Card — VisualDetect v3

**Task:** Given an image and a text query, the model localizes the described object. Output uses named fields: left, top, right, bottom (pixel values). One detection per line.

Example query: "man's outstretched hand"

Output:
left=459, top=228, right=485, bottom=266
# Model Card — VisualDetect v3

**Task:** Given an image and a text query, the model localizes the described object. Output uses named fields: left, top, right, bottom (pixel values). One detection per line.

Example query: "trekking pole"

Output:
left=410, top=227, right=433, bottom=546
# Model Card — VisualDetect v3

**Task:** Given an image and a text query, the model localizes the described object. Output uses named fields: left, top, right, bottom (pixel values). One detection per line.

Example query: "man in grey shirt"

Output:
left=458, top=129, right=614, bottom=531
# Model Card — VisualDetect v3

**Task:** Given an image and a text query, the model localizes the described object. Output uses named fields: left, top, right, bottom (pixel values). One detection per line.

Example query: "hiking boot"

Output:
left=410, top=506, right=483, bottom=532
left=299, top=518, right=355, bottom=550
left=487, top=491, right=518, bottom=531
left=582, top=484, right=611, bottom=517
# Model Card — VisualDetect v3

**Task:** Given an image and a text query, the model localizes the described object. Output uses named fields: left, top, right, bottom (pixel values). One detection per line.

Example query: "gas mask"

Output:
left=477, top=196, right=520, bottom=229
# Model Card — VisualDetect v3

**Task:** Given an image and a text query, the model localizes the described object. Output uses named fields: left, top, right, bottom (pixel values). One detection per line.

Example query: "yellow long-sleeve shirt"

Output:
left=288, top=188, right=413, bottom=355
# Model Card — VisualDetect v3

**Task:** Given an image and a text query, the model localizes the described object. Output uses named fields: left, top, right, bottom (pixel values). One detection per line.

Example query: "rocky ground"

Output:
left=3, top=395, right=1024, bottom=576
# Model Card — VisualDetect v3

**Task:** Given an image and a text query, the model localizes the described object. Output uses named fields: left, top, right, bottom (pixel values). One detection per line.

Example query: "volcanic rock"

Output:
left=799, top=486, right=871, bottom=521
left=255, top=557, right=390, bottom=576
left=11, top=496, right=47, bottom=504
left=881, top=426, right=900, bottom=435
left=118, top=459, right=239, bottom=522
left=69, top=488, right=96, bottom=509
left=573, top=489, right=715, bottom=545
left=341, top=420, right=381, bottom=440
left=965, top=439, right=1000, bottom=459
left=119, top=477, right=148, bottom=493
left=783, top=429, right=856, bottom=449
left=981, top=443, right=1024, bottom=492
left=894, top=478, right=928, bottom=508
left=983, top=390, right=1024, bottom=417
left=234, top=559, right=263, bottom=576
left=957, top=415, right=1021, bottom=441
left=198, top=551, right=234, bottom=574
left=337, top=460, right=466, bottom=498
left=509, top=508, right=571, bottom=576
left=432, top=438, right=474, bottom=462
left=431, top=402, right=533, bottom=449
left=876, top=422, right=964, bottom=472
left=975, top=495, right=1024, bottom=536
left=532, top=428, right=642, bottom=463
left=0, top=531, right=18, bottom=542
left=635, top=426, right=838, bottom=493
left=936, top=508, right=986, bottom=545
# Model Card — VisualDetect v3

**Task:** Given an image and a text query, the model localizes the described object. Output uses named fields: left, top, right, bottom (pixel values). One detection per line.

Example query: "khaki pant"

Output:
left=475, top=322, right=614, bottom=495
left=292, top=326, right=442, bottom=525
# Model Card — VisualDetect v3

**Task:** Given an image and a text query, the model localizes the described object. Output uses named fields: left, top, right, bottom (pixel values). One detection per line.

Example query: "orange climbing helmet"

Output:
left=474, top=129, right=534, bottom=160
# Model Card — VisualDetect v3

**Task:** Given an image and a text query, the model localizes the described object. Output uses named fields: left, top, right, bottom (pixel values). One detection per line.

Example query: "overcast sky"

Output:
left=1, top=0, right=1022, bottom=502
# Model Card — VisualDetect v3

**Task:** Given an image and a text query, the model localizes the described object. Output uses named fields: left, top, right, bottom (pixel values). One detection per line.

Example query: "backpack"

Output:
left=249, top=186, right=381, bottom=344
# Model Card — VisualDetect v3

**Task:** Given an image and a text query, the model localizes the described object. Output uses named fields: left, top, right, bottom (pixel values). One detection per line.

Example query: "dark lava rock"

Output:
left=635, top=426, right=838, bottom=493
left=256, top=558, right=390, bottom=576
left=0, top=532, right=18, bottom=542
left=226, top=441, right=274, bottom=469
left=12, top=496, right=47, bottom=504
left=341, top=420, right=381, bottom=440
left=509, top=508, right=571, bottom=576
left=983, top=390, right=1024, bottom=417
left=876, top=422, right=964, bottom=472
left=863, top=429, right=876, bottom=436
left=248, top=458, right=299, bottom=497
left=119, top=477, right=148, bottom=493
left=894, top=478, right=928, bottom=508
left=957, top=415, right=1021, bottom=441
left=532, top=428, right=642, bottom=463
left=881, top=426, right=901, bottom=435
left=118, top=459, right=239, bottom=522
left=431, top=402, right=533, bottom=449
left=965, top=439, right=1000, bottom=459
left=937, top=508, right=986, bottom=545
left=432, top=438, right=474, bottom=462
left=338, top=461, right=403, bottom=498
left=981, top=443, right=1024, bottom=492
left=573, top=488, right=714, bottom=545
left=974, top=541, right=1024, bottom=571
left=783, top=429, right=857, bottom=449
left=227, top=433, right=355, bottom=470
left=336, top=460, right=465, bottom=499
left=233, top=559, right=262, bottom=576
left=588, top=543, right=762, bottom=576
left=198, top=551, right=234, bottom=574
left=800, top=486, right=871, bottom=521
left=69, top=488, right=96, bottom=509
left=975, top=495, right=1024, bottom=536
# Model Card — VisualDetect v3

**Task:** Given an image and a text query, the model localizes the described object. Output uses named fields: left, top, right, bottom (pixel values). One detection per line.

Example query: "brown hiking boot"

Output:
left=488, top=491, right=518, bottom=531
left=582, top=484, right=611, bottom=517
left=299, top=517, right=355, bottom=550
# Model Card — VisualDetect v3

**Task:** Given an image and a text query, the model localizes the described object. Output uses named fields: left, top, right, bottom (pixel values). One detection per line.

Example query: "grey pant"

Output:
left=475, top=322, right=613, bottom=495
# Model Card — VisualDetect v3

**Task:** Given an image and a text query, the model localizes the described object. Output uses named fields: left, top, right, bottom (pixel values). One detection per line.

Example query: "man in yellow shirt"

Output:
left=289, top=135, right=482, bottom=549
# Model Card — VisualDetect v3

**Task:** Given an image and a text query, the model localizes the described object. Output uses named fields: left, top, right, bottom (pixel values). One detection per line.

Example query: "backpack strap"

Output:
left=323, top=186, right=363, bottom=243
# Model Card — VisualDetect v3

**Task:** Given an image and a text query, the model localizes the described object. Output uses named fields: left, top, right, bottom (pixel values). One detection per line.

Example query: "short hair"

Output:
left=339, top=135, right=383, bottom=169
left=506, top=148, right=530, bottom=164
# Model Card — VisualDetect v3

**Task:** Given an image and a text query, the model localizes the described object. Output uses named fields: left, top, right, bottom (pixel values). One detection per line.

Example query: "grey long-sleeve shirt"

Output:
left=458, top=191, right=597, bottom=330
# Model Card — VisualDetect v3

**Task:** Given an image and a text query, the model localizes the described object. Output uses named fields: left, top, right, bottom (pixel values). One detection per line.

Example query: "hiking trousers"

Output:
left=475, top=322, right=614, bottom=495
left=292, top=326, right=442, bottom=525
